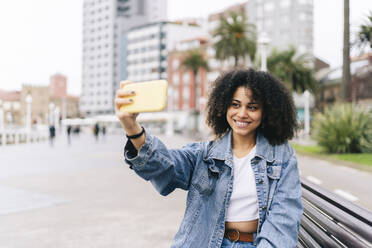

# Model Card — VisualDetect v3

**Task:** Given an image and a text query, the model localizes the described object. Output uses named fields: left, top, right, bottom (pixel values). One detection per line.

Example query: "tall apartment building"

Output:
left=245, top=0, right=313, bottom=55
left=80, top=0, right=167, bottom=116
left=126, top=21, right=208, bottom=82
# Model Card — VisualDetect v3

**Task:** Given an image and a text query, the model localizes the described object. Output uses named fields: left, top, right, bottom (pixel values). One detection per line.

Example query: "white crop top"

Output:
left=226, top=146, right=259, bottom=222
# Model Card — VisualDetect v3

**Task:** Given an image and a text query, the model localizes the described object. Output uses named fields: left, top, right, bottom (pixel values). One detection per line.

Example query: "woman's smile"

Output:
left=233, top=120, right=252, bottom=128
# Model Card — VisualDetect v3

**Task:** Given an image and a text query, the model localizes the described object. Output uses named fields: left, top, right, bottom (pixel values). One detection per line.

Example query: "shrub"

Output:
left=313, top=104, right=372, bottom=153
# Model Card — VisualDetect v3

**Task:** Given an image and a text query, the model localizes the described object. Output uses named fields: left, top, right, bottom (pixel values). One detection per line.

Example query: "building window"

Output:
left=299, top=13, right=307, bottom=21
left=183, top=73, right=190, bottom=84
left=264, top=2, right=275, bottom=12
left=280, top=0, right=290, bottom=8
left=172, top=59, right=179, bottom=70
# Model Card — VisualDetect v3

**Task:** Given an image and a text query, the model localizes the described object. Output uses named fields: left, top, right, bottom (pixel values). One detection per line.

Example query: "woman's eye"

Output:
left=248, top=105, right=258, bottom=110
left=231, top=103, right=240, bottom=108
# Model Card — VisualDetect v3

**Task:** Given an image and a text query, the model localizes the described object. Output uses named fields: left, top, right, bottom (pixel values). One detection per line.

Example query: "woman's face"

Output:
left=226, top=86, right=263, bottom=139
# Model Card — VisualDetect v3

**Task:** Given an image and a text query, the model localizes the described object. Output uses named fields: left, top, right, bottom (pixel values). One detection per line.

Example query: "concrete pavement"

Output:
left=0, top=132, right=371, bottom=247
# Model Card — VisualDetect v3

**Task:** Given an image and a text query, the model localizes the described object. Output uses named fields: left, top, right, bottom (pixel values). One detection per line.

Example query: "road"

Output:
left=0, top=132, right=371, bottom=247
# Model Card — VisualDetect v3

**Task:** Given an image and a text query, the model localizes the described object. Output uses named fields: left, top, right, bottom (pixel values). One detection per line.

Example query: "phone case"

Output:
left=119, top=80, right=168, bottom=113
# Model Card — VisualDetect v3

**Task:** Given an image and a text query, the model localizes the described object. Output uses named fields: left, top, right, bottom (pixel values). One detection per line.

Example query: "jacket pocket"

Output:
left=192, top=159, right=220, bottom=195
left=266, top=165, right=282, bottom=209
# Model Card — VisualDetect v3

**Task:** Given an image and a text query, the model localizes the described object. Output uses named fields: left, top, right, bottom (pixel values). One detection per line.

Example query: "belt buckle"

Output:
left=227, top=229, right=240, bottom=242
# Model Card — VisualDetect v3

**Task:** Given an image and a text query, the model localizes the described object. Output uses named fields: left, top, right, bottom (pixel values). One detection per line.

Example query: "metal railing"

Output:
left=0, top=129, right=48, bottom=146
left=298, top=178, right=372, bottom=248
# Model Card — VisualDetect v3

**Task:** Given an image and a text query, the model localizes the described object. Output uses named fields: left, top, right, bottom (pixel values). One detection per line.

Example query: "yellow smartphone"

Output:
left=119, top=80, right=168, bottom=113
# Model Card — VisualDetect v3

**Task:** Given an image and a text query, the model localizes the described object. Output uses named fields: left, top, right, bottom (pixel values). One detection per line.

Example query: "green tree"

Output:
left=182, top=49, right=209, bottom=132
left=267, top=47, right=316, bottom=93
left=213, top=11, right=256, bottom=67
left=356, top=12, right=372, bottom=50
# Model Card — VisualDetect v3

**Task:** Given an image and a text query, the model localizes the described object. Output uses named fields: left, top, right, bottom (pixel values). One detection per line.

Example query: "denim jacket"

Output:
left=124, top=130, right=303, bottom=248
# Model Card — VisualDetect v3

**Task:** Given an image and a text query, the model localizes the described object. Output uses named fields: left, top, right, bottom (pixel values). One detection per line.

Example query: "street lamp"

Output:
left=258, top=32, right=270, bottom=72
left=25, top=94, right=32, bottom=131
left=54, top=106, right=60, bottom=131
left=49, top=102, right=55, bottom=125
left=304, top=90, right=310, bottom=136
left=25, top=94, right=32, bottom=143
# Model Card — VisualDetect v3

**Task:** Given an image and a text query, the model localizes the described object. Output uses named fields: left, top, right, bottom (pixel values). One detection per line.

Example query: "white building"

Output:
left=80, top=0, right=167, bottom=116
left=245, top=0, right=313, bottom=56
left=126, top=21, right=208, bottom=82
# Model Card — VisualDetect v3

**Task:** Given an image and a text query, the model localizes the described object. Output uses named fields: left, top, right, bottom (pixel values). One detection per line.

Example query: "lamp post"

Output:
left=62, top=97, right=67, bottom=121
left=304, top=90, right=310, bottom=136
left=49, top=102, right=55, bottom=125
left=258, top=32, right=270, bottom=72
left=25, top=95, right=32, bottom=131
left=54, top=106, right=60, bottom=131
left=25, top=94, right=32, bottom=143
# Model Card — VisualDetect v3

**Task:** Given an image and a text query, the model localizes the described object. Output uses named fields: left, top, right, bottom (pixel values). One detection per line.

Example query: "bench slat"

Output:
left=303, top=200, right=369, bottom=247
left=301, top=178, right=372, bottom=225
left=302, top=183, right=372, bottom=243
left=298, top=226, right=322, bottom=248
left=301, top=214, right=344, bottom=247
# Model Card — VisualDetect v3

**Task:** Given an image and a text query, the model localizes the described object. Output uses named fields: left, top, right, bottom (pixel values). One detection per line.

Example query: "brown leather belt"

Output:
left=224, top=229, right=255, bottom=242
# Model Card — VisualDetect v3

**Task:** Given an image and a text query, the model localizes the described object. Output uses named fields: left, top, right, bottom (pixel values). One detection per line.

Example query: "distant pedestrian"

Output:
left=94, top=123, right=100, bottom=141
left=49, top=125, right=56, bottom=146
left=67, top=125, right=72, bottom=145
left=115, top=69, right=302, bottom=247
left=74, top=125, right=81, bottom=135
left=102, top=126, right=106, bottom=140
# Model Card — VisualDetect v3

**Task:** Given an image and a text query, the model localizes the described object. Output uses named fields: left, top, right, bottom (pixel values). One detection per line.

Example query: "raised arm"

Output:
left=115, top=80, right=145, bottom=150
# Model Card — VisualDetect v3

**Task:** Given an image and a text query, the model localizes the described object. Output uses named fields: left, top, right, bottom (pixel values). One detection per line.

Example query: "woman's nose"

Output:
left=237, top=107, right=248, bottom=117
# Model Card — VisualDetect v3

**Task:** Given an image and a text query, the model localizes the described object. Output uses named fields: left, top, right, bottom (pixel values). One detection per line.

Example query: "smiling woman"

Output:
left=116, top=68, right=302, bottom=247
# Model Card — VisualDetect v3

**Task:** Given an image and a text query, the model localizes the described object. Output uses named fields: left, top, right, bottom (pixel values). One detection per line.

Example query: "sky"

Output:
left=0, top=0, right=371, bottom=95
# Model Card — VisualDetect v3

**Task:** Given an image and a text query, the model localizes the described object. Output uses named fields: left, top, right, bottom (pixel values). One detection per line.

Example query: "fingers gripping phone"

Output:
left=119, top=80, right=168, bottom=113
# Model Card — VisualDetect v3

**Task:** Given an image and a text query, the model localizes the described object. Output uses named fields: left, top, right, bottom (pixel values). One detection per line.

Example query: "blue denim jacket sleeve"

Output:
left=124, top=134, right=202, bottom=196
left=256, top=154, right=303, bottom=248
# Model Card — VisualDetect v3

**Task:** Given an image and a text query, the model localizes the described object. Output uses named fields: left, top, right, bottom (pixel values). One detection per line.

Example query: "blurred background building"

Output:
left=80, top=0, right=167, bottom=116
left=168, top=37, right=209, bottom=111
left=245, top=0, right=313, bottom=56
left=317, top=52, right=372, bottom=109
left=0, top=74, right=79, bottom=127
left=126, top=21, right=207, bottom=82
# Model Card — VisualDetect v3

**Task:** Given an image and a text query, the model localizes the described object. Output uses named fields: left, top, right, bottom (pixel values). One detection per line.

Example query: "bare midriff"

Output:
left=225, top=219, right=258, bottom=233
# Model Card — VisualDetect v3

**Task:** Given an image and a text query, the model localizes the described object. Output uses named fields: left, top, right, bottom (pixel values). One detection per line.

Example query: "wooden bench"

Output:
left=298, top=178, right=372, bottom=248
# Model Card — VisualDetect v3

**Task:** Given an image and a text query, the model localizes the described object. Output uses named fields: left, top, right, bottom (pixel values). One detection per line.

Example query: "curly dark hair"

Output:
left=206, top=68, right=297, bottom=145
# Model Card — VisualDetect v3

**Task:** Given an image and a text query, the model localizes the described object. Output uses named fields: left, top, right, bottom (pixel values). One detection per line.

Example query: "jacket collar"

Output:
left=207, top=130, right=275, bottom=163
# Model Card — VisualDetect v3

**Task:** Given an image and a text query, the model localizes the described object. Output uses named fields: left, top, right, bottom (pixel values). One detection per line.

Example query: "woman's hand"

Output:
left=115, top=81, right=141, bottom=135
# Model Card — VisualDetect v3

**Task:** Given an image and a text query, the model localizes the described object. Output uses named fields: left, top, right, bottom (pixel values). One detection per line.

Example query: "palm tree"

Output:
left=213, top=11, right=256, bottom=67
left=341, top=0, right=351, bottom=101
left=182, top=49, right=209, bottom=132
left=267, top=47, right=316, bottom=93
left=356, top=12, right=372, bottom=50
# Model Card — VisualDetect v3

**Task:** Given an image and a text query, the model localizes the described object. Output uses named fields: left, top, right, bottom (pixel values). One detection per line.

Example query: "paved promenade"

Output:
left=0, top=132, right=371, bottom=247
left=0, top=132, right=193, bottom=248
